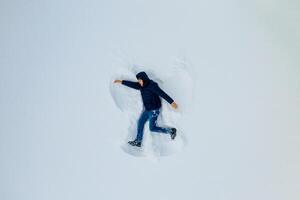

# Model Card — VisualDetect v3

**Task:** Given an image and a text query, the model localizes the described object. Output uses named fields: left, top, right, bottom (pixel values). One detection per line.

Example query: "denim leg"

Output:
left=149, top=110, right=170, bottom=134
left=136, top=110, right=149, bottom=142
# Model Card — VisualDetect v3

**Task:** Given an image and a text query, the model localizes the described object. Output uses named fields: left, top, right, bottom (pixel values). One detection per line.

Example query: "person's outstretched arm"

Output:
left=114, top=80, right=141, bottom=90
left=151, top=83, right=178, bottom=109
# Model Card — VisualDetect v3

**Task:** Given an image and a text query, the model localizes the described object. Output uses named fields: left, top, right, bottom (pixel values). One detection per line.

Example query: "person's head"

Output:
left=137, top=79, right=144, bottom=87
left=136, top=71, right=150, bottom=87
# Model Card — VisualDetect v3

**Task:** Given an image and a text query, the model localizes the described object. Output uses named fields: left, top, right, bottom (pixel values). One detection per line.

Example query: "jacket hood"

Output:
left=136, top=71, right=150, bottom=86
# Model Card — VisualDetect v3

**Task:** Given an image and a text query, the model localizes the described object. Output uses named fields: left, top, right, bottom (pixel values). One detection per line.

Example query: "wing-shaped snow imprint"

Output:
left=110, top=63, right=193, bottom=158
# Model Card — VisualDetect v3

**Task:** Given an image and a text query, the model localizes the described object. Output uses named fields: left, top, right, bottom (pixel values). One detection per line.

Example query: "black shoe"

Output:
left=128, top=140, right=142, bottom=147
left=170, top=128, right=177, bottom=140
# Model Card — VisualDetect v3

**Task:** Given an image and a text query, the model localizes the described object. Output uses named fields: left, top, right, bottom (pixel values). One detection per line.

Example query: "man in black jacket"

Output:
left=114, top=71, right=178, bottom=147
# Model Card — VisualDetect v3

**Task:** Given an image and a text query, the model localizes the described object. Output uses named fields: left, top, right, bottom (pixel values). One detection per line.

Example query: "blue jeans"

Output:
left=136, top=109, right=171, bottom=142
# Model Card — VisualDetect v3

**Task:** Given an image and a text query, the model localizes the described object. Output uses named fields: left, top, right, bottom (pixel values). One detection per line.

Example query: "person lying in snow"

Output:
left=114, top=71, right=178, bottom=147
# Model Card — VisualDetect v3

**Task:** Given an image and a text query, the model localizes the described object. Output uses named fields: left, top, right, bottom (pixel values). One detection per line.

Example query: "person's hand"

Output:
left=171, top=102, right=178, bottom=109
left=114, top=80, right=122, bottom=84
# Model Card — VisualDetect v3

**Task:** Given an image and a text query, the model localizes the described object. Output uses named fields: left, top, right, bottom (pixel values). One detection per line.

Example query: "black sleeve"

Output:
left=151, top=83, right=174, bottom=104
left=122, top=80, right=141, bottom=90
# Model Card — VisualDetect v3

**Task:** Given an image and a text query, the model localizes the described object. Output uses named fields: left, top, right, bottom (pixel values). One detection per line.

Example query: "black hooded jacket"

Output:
left=122, top=72, right=174, bottom=111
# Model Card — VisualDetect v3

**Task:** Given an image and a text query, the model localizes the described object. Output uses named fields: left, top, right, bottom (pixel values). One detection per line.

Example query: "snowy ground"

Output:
left=1, top=0, right=300, bottom=200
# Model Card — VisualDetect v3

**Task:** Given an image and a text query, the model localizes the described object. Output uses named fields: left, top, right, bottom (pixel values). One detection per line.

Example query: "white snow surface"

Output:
left=1, top=0, right=300, bottom=200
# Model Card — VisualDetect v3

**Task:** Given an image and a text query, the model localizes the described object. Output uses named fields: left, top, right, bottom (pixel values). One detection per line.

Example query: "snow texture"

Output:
left=1, top=0, right=300, bottom=200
